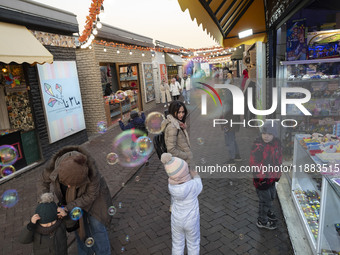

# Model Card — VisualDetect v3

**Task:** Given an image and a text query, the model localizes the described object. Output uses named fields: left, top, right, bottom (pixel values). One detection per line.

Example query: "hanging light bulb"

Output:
left=90, top=34, right=95, bottom=40
left=2, top=68, right=7, bottom=73
left=151, top=52, right=155, bottom=57
left=129, top=50, right=132, bottom=55
left=104, top=47, right=107, bottom=52
left=96, top=21, right=102, bottom=29
left=142, top=52, right=145, bottom=57
left=93, top=28, right=98, bottom=35
left=117, top=49, right=120, bottom=54
left=89, top=45, right=92, bottom=49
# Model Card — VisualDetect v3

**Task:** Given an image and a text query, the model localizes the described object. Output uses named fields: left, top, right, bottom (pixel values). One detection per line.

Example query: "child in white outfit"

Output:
left=161, top=153, right=203, bottom=255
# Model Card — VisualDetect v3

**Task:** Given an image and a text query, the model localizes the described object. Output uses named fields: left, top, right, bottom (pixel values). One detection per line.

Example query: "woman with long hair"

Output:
left=163, top=101, right=192, bottom=165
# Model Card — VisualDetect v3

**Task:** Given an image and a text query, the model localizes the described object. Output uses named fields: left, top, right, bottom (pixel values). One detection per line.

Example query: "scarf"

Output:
left=166, top=115, right=190, bottom=147
left=35, top=219, right=62, bottom=236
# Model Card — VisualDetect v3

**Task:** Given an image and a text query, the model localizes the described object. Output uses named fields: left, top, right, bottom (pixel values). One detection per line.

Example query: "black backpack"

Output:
left=153, top=123, right=179, bottom=159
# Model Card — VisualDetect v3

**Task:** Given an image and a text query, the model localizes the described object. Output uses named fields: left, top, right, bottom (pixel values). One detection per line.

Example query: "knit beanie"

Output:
left=161, top=153, right=191, bottom=185
left=35, top=193, right=58, bottom=224
left=261, top=120, right=278, bottom=138
left=57, top=151, right=89, bottom=187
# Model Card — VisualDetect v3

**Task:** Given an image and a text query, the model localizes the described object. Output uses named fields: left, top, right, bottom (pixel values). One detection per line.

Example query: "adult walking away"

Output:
left=169, top=78, right=182, bottom=101
left=38, top=146, right=112, bottom=255
left=250, top=121, right=282, bottom=230
left=181, top=73, right=191, bottom=104
left=163, top=101, right=192, bottom=165
left=220, top=89, right=242, bottom=165
left=160, top=79, right=172, bottom=107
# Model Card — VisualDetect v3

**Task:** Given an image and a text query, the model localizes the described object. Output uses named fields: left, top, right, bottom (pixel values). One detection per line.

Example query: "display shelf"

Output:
left=293, top=135, right=340, bottom=254
left=281, top=58, right=340, bottom=65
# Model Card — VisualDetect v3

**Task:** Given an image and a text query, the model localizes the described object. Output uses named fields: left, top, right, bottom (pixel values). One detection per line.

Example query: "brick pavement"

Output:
left=0, top=90, right=293, bottom=254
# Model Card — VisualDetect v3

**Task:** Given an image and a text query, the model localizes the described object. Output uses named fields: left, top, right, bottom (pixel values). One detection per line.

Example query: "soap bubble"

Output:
left=118, top=202, right=122, bottom=209
left=106, top=153, right=118, bottom=165
left=200, top=158, right=206, bottom=164
left=125, top=235, right=130, bottom=242
left=0, top=145, right=18, bottom=166
left=121, top=182, right=125, bottom=187
left=70, top=207, right=83, bottom=221
left=108, top=206, right=116, bottom=216
left=97, top=121, right=107, bottom=134
left=239, top=234, right=244, bottom=240
left=1, top=165, right=15, bottom=177
left=85, top=237, right=94, bottom=247
left=135, top=136, right=153, bottom=156
left=1, top=189, right=19, bottom=208
left=135, top=176, right=140, bottom=182
left=121, top=247, right=125, bottom=253
left=113, top=129, right=149, bottom=167
left=197, top=137, right=205, bottom=145
left=145, top=112, right=165, bottom=134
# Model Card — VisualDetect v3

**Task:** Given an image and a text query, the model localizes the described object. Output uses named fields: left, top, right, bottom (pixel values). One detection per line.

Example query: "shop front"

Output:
left=76, top=23, right=156, bottom=132
left=267, top=0, right=340, bottom=253
left=0, top=1, right=87, bottom=182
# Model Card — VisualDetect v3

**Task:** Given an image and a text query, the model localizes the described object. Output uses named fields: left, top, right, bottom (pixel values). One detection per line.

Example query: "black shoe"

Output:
left=267, top=211, right=278, bottom=221
left=224, top=159, right=236, bottom=165
left=234, top=155, right=242, bottom=161
left=256, top=220, right=277, bottom=230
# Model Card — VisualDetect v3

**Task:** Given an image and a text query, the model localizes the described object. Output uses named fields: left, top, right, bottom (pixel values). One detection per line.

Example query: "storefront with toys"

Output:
left=266, top=0, right=340, bottom=253
left=0, top=1, right=88, bottom=183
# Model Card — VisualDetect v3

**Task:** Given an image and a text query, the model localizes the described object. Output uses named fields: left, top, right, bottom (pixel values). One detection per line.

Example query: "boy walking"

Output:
left=161, top=153, right=202, bottom=255
left=19, top=193, right=68, bottom=254
left=250, top=121, right=282, bottom=230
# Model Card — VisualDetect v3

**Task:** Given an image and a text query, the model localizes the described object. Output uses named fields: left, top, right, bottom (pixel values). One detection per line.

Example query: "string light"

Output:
left=96, top=22, right=102, bottom=29
left=117, top=49, right=120, bottom=54
left=93, top=28, right=98, bottom=35
left=104, top=47, right=106, bottom=52
left=142, top=52, right=145, bottom=57
left=129, top=50, right=132, bottom=55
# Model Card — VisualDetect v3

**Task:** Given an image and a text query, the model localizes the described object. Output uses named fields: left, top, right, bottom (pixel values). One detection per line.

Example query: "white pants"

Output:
left=171, top=215, right=200, bottom=255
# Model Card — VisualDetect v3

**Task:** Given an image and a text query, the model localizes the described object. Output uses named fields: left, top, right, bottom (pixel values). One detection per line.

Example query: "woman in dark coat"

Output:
left=38, top=146, right=112, bottom=255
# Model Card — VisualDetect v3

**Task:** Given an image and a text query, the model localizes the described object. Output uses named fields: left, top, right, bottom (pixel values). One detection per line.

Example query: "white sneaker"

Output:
left=183, top=101, right=186, bottom=103
left=164, top=104, right=167, bottom=107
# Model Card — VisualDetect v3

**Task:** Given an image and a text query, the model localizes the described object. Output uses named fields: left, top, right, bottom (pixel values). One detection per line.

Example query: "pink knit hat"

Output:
left=161, top=153, right=191, bottom=185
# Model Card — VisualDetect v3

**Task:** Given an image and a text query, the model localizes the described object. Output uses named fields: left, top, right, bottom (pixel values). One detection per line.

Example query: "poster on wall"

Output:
left=37, top=61, right=86, bottom=143
left=307, top=29, right=340, bottom=59
left=286, top=19, right=307, bottom=61
left=142, top=63, right=155, bottom=102
left=159, top=64, right=167, bottom=83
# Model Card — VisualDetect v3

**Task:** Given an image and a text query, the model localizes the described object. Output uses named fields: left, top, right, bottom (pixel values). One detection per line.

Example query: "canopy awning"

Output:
left=177, top=0, right=266, bottom=48
left=165, top=53, right=184, bottom=65
left=0, top=22, right=53, bottom=64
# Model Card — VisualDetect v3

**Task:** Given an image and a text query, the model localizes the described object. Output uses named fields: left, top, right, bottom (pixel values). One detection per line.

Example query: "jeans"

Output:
left=172, top=95, right=179, bottom=101
left=256, top=185, right=276, bottom=223
left=182, top=89, right=191, bottom=103
left=75, top=212, right=111, bottom=255
left=224, top=130, right=240, bottom=160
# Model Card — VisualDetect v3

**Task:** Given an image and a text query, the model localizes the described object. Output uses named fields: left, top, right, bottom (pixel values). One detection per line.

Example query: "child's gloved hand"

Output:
left=31, top=214, right=40, bottom=224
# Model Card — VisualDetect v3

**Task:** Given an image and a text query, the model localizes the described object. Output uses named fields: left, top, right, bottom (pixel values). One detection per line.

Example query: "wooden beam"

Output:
left=198, top=0, right=225, bottom=36
left=214, top=0, right=228, bottom=16
left=218, top=0, right=238, bottom=23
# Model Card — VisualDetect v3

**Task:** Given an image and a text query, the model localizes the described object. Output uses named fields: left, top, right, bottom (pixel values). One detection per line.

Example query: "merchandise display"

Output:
left=292, top=134, right=340, bottom=254
left=280, top=60, right=340, bottom=160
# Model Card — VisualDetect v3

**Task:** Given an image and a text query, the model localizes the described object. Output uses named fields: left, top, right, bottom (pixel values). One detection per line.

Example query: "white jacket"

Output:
left=170, top=81, right=182, bottom=96
left=181, top=78, right=191, bottom=91
left=169, top=176, right=202, bottom=255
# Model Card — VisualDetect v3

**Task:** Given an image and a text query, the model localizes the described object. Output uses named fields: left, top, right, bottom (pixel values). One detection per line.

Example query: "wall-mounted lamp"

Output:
left=238, top=29, right=253, bottom=39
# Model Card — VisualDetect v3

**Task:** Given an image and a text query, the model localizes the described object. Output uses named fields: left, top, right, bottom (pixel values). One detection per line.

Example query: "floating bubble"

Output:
left=118, top=202, right=122, bottom=209
left=97, top=121, right=107, bottom=134
left=239, top=234, right=244, bottom=240
left=113, top=129, right=149, bottom=167
left=135, top=136, right=153, bottom=156
left=0, top=145, right=18, bottom=166
left=197, top=137, right=205, bottom=145
left=70, top=207, right=83, bottom=221
left=121, top=246, right=125, bottom=253
left=145, top=112, right=165, bottom=134
left=125, top=235, right=130, bottom=242
left=1, top=165, right=15, bottom=177
left=1, top=189, right=19, bottom=208
left=229, top=181, right=233, bottom=186
left=135, top=176, right=140, bottom=182
left=106, top=152, right=118, bottom=165
left=108, top=206, right=116, bottom=216
left=85, top=237, right=94, bottom=247
left=200, top=158, right=206, bottom=164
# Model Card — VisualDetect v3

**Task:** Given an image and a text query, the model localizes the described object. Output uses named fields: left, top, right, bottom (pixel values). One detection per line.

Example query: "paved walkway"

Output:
left=0, top=90, right=293, bottom=254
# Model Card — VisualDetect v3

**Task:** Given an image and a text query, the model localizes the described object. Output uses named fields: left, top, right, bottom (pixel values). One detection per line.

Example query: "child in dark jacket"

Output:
left=119, top=110, right=148, bottom=135
left=250, top=121, right=282, bottom=230
left=19, top=193, right=67, bottom=255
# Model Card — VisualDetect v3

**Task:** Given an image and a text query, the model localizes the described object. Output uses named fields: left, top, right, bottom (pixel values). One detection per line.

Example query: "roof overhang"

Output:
left=0, top=22, right=53, bottom=64
left=177, top=0, right=266, bottom=48
left=165, top=53, right=184, bottom=65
